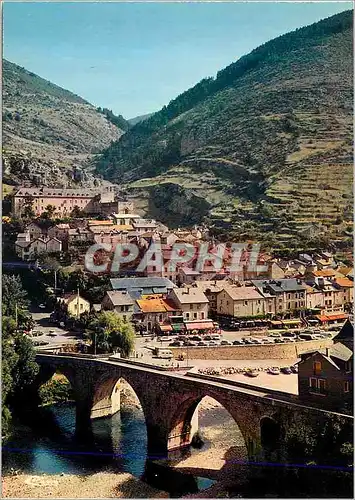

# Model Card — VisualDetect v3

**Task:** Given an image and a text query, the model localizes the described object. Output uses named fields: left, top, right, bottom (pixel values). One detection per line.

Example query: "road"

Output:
left=30, top=306, right=78, bottom=349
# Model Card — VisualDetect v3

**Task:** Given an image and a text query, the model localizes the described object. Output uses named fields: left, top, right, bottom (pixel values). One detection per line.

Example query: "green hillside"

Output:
left=94, top=10, right=353, bottom=249
left=2, top=59, right=127, bottom=187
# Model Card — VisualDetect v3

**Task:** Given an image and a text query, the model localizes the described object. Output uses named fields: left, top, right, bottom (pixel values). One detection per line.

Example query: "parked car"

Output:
left=233, top=340, right=243, bottom=345
left=281, top=367, right=292, bottom=374
left=47, top=333, right=56, bottom=337
left=290, top=365, right=298, bottom=374
left=262, top=338, right=274, bottom=344
left=33, top=340, right=49, bottom=346
left=186, top=341, right=197, bottom=347
left=274, top=338, right=284, bottom=344
left=220, top=340, right=232, bottom=346
left=208, top=341, right=219, bottom=346
left=267, top=367, right=280, bottom=375
left=270, top=332, right=281, bottom=338
left=282, top=332, right=296, bottom=338
left=204, top=335, right=212, bottom=341
left=211, top=334, right=221, bottom=340
left=169, top=341, right=182, bottom=347
left=190, top=335, right=202, bottom=341
left=244, top=370, right=259, bottom=378
left=298, top=334, right=313, bottom=341
left=38, top=304, right=46, bottom=309
left=228, top=323, right=240, bottom=331
left=197, top=341, right=207, bottom=346
left=250, top=338, right=263, bottom=344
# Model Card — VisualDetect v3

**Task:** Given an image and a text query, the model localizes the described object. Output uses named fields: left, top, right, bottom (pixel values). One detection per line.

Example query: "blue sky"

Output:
left=3, top=2, right=352, bottom=118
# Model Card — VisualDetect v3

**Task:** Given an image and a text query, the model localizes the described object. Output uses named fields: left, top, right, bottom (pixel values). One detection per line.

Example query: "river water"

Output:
left=2, top=403, right=215, bottom=497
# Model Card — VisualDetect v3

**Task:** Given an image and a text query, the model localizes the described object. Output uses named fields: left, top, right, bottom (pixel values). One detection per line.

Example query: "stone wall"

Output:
left=171, top=339, right=333, bottom=361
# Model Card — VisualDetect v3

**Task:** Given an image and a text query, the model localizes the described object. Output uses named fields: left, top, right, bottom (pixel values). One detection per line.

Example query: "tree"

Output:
left=42, top=204, right=56, bottom=219
left=22, top=195, right=35, bottom=219
left=11, top=335, right=39, bottom=402
left=2, top=274, right=29, bottom=317
left=86, top=311, right=135, bottom=357
left=71, top=205, right=85, bottom=218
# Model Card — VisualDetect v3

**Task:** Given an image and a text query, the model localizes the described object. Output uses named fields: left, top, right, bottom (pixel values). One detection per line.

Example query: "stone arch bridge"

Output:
left=35, top=354, right=352, bottom=464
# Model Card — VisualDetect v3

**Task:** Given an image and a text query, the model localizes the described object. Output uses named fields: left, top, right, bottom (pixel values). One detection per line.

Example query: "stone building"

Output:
left=298, top=319, right=353, bottom=412
left=168, top=287, right=209, bottom=322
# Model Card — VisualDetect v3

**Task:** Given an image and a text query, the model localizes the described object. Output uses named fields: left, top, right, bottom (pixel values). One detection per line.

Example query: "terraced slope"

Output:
left=95, top=10, right=353, bottom=248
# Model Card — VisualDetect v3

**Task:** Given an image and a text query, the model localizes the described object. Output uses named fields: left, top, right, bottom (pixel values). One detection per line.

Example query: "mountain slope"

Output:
left=128, top=113, right=155, bottom=126
left=95, top=10, right=353, bottom=248
left=2, top=59, right=126, bottom=187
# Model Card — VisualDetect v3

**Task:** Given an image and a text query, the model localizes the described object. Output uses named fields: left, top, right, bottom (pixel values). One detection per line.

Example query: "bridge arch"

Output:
left=167, top=392, right=250, bottom=466
left=91, top=373, right=147, bottom=421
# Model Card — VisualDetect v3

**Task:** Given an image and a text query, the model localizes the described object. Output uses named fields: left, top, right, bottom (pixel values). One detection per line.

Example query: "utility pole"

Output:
left=77, top=287, right=80, bottom=319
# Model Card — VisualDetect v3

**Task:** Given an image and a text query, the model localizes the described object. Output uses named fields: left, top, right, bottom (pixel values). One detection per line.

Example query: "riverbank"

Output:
left=2, top=389, right=246, bottom=498
left=2, top=471, right=168, bottom=498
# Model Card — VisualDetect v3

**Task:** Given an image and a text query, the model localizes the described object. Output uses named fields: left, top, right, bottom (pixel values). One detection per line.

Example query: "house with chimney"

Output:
left=15, top=232, right=62, bottom=260
left=57, top=293, right=90, bottom=318
left=101, top=291, right=135, bottom=322
left=216, top=285, right=266, bottom=318
left=252, top=278, right=307, bottom=315
left=135, top=297, right=181, bottom=332
left=168, top=286, right=209, bottom=322
left=297, top=319, right=353, bottom=413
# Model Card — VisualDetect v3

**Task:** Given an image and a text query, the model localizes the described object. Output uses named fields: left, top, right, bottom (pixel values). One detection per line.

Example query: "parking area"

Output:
left=134, top=328, right=334, bottom=351
left=30, top=306, right=78, bottom=349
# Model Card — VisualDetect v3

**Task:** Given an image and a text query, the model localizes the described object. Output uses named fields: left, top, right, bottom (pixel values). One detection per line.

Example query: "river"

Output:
left=2, top=402, right=219, bottom=498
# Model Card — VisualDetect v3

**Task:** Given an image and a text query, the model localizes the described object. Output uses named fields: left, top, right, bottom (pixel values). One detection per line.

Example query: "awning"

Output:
left=316, top=315, right=330, bottom=323
left=172, top=323, right=185, bottom=332
left=326, top=314, right=348, bottom=321
left=185, top=321, right=214, bottom=331
left=316, top=314, right=347, bottom=322
left=159, top=324, right=172, bottom=332
left=270, top=321, right=283, bottom=326
left=282, top=319, right=301, bottom=325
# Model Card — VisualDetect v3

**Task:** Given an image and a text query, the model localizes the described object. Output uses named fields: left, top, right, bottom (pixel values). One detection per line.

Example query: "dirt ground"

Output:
left=2, top=395, right=248, bottom=498
left=2, top=471, right=168, bottom=498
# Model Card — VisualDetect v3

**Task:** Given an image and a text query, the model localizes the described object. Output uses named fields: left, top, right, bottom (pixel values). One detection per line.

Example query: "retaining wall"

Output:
left=171, top=339, right=333, bottom=360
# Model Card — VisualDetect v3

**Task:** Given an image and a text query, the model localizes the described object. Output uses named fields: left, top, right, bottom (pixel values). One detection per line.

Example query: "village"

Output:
left=5, top=185, right=353, bottom=335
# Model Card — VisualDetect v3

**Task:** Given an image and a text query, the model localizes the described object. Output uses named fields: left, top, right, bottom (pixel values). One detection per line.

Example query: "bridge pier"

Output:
left=75, top=397, right=94, bottom=441
left=91, top=380, right=121, bottom=419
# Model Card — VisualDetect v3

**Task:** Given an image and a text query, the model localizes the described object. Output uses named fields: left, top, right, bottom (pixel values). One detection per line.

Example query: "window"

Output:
left=244, top=301, right=248, bottom=306
left=287, top=302, right=291, bottom=309
left=344, top=381, right=350, bottom=393
left=201, top=312, right=205, bottom=319
left=309, top=377, right=317, bottom=390
left=345, top=361, right=352, bottom=373
left=313, top=361, right=322, bottom=375
left=193, top=313, right=197, bottom=319
left=186, top=312, right=190, bottom=319
left=309, top=377, right=326, bottom=394
left=190, top=304, right=193, bottom=310
left=80, top=304, right=83, bottom=310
